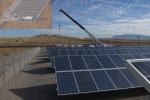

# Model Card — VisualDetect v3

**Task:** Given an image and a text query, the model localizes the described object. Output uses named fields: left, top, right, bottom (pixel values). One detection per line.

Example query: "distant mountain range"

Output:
left=112, top=34, right=150, bottom=40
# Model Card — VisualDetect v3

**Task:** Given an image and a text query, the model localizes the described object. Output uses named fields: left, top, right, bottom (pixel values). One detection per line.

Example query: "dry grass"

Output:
left=0, top=48, right=30, bottom=56
left=0, top=35, right=150, bottom=47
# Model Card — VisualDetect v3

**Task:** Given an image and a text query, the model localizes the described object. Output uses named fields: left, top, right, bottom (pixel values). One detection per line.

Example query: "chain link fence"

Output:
left=0, top=47, right=40, bottom=87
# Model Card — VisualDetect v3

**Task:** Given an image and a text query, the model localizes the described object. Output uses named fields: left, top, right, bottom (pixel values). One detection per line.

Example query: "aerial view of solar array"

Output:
left=0, top=0, right=51, bottom=28
left=0, top=0, right=150, bottom=100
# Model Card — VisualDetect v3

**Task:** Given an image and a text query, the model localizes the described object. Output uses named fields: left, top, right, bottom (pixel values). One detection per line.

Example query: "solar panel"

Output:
left=84, top=49, right=94, bottom=55
left=127, top=59, right=150, bottom=93
left=55, top=56, right=71, bottom=71
left=74, top=71, right=98, bottom=92
left=57, top=72, right=78, bottom=95
left=132, top=62, right=150, bottom=75
left=108, top=55, right=127, bottom=67
left=50, top=46, right=150, bottom=95
left=121, top=69, right=141, bottom=87
left=83, top=56, right=102, bottom=69
left=76, top=50, right=85, bottom=55
left=132, top=54, right=144, bottom=59
left=91, top=70, right=115, bottom=90
left=69, top=56, right=87, bottom=70
left=106, top=70, right=132, bottom=89
left=97, top=55, right=116, bottom=68
left=68, top=50, right=77, bottom=55
left=59, top=50, right=68, bottom=56
left=47, top=46, right=150, bottom=58
left=142, top=54, right=150, bottom=58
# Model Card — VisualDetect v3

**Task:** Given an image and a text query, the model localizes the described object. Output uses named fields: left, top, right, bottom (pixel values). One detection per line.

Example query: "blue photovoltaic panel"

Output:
left=92, top=50, right=101, bottom=55
left=83, top=56, right=102, bottom=69
left=57, top=72, right=78, bottom=95
left=50, top=46, right=150, bottom=96
left=55, top=56, right=72, bottom=71
left=51, top=50, right=59, bottom=57
left=106, top=49, right=116, bottom=54
left=132, top=62, right=150, bottom=75
left=120, top=55, right=134, bottom=60
left=74, top=71, right=98, bottom=92
left=99, top=49, right=107, bottom=54
left=97, top=55, right=116, bottom=68
left=132, top=62, right=148, bottom=76
left=113, top=49, right=124, bottom=54
left=59, top=50, right=68, bottom=56
left=84, top=49, right=94, bottom=55
left=121, top=69, right=141, bottom=87
left=68, top=49, right=77, bottom=55
left=69, top=56, right=87, bottom=70
left=76, top=50, right=85, bottom=55
left=91, top=70, right=115, bottom=90
left=132, top=54, right=144, bottom=59
left=107, top=70, right=132, bottom=89
left=142, top=54, right=150, bottom=58
left=109, top=55, right=127, bottom=67
left=127, top=49, right=138, bottom=54
left=120, top=49, right=130, bottom=54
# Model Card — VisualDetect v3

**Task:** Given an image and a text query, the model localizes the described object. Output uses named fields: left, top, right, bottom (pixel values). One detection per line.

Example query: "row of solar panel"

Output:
left=48, top=46, right=150, bottom=50
left=54, top=55, right=148, bottom=72
left=48, top=48, right=150, bottom=58
left=132, top=61, right=150, bottom=77
left=56, top=69, right=141, bottom=95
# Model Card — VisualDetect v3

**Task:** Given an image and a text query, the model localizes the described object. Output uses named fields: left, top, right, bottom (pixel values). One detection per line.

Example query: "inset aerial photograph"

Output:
left=0, top=0, right=51, bottom=28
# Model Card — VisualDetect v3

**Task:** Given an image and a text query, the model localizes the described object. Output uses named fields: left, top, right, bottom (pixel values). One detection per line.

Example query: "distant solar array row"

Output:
left=47, top=46, right=150, bottom=96
left=48, top=46, right=150, bottom=58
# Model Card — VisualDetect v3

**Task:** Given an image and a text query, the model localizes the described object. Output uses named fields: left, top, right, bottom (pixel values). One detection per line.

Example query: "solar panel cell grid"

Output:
left=69, top=56, right=87, bottom=70
left=55, top=56, right=72, bottom=71
left=59, top=50, right=68, bottom=56
left=57, top=72, right=78, bottom=95
left=74, top=71, right=98, bottom=92
left=97, top=55, right=116, bottom=68
left=109, top=55, right=127, bottom=68
left=84, top=49, right=94, bottom=55
left=83, top=56, right=102, bottom=69
left=68, top=50, right=77, bottom=55
left=76, top=50, right=85, bottom=55
left=121, top=69, right=141, bottom=87
left=91, top=70, right=116, bottom=90
left=133, top=62, right=150, bottom=75
left=131, top=62, right=148, bottom=76
left=107, top=70, right=132, bottom=89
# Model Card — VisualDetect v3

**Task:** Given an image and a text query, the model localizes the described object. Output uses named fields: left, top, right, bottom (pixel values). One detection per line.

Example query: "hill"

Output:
left=112, top=34, right=150, bottom=40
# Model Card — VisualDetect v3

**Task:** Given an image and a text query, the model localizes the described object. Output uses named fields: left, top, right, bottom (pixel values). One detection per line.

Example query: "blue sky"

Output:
left=0, top=0, right=150, bottom=38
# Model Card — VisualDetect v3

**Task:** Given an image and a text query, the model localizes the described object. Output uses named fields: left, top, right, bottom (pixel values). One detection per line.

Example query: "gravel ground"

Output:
left=0, top=48, right=150, bottom=100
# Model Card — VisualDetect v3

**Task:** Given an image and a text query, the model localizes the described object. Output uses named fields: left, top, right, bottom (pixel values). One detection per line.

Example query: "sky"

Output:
left=0, top=0, right=150, bottom=38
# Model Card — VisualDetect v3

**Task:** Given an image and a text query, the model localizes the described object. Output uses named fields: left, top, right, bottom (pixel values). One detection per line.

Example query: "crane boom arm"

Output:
left=59, top=9, right=101, bottom=45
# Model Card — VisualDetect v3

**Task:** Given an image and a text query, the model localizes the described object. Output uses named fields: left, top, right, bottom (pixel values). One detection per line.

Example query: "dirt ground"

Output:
left=0, top=0, right=15, bottom=16
left=0, top=0, right=51, bottom=29
left=0, top=48, right=30, bottom=56
left=0, top=48, right=150, bottom=100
